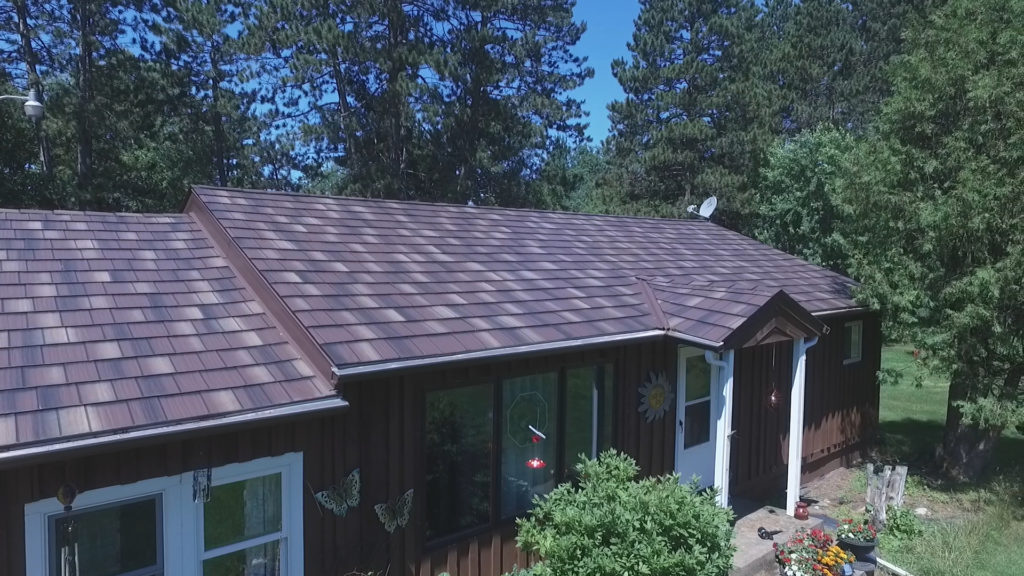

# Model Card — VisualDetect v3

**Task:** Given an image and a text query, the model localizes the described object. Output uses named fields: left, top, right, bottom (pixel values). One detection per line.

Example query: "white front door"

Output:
left=675, top=347, right=718, bottom=487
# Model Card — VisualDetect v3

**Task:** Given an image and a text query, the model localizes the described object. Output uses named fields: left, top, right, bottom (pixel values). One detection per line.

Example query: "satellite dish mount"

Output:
left=687, top=196, right=718, bottom=220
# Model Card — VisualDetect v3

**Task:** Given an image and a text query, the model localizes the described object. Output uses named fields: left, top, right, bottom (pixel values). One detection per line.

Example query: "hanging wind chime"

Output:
left=768, top=345, right=780, bottom=409
left=56, top=483, right=79, bottom=576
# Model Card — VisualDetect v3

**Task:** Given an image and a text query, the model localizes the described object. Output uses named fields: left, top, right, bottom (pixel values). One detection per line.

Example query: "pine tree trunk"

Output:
left=939, top=372, right=1001, bottom=481
left=211, top=43, right=227, bottom=186
left=14, top=0, right=53, bottom=177
left=73, top=0, right=94, bottom=198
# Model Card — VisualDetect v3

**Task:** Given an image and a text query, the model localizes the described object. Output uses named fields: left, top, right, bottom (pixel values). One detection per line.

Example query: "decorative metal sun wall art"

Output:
left=638, top=370, right=674, bottom=423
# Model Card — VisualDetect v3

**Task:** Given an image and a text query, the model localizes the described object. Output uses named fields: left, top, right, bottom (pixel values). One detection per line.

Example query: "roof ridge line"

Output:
left=191, top=184, right=726, bottom=228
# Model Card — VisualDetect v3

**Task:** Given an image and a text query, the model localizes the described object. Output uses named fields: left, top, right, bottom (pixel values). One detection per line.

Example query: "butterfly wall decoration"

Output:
left=314, top=468, right=360, bottom=517
left=374, top=489, right=413, bottom=534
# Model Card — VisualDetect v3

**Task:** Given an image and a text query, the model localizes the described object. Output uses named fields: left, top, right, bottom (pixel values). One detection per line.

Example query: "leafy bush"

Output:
left=884, top=505, right=923, bottom=543
left=511, top=450, right=735, bottom=576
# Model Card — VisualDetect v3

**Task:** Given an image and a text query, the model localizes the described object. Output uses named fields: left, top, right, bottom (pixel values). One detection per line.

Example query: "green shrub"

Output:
left=511, top=450, right=735, bottom=576
left=884, top=505, right=923, bottom=543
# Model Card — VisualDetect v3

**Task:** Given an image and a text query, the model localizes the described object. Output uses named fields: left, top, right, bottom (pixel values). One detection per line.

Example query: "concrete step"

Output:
left=730, top=506, right=823, bottom=576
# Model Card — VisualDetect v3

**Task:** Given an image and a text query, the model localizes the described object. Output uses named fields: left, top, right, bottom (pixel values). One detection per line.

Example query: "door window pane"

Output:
left=684, top=400, right=711, bottom=448
left=685, top=355, right=711, bottom=401
left=425, top=383, right=493, bottom=540
left=204, top=474, right=282, bottom=551
left=203, top=540, right=280, bottom=576
left=501, top=372, right=558, bottom=518
left=51, top=496, right=161, bottom=576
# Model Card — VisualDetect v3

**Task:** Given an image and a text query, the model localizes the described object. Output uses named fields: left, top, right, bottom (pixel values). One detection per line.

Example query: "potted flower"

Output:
left=835, top=517, right=878, bottom=557
left=774, top=528, right=855, bottom=576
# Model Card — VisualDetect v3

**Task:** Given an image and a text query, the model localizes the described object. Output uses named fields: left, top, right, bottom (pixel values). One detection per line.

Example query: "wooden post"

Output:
left=864, top=463, right=908, bottom=527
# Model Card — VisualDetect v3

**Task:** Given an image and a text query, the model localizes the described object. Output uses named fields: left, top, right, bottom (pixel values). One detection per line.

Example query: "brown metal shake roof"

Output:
left=0, top=209, right=333, bottom=453
left=192, top=186, right=856, bottom=370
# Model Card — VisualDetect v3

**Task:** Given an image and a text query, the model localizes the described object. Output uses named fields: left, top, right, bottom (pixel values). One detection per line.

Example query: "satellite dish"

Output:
left=687, top=196, right=718, bottom=220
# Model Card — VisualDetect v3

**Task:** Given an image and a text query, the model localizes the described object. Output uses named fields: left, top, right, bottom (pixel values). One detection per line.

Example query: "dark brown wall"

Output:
left=0, top=339, right=676, bottom=576
left=730, top=312, right=882, bottom=498
left=0, top=326, right=878, bottom=576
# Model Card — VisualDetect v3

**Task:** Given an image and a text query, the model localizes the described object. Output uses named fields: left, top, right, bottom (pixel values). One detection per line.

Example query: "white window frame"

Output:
left=843, top=320, right=863, bottom=365
left=24, top=452, right=303, bottom=576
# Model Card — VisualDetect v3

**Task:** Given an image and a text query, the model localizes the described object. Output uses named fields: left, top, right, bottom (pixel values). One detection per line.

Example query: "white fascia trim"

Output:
left=1, top=397, right=347, bottom=467
left=666, top=331, right=725, bottom=350
left=812, top=307, right=869, bottom=318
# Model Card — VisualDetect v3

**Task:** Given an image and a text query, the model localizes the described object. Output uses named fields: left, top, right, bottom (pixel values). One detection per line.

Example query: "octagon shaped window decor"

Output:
left=638, top=370, right=673, bottom=423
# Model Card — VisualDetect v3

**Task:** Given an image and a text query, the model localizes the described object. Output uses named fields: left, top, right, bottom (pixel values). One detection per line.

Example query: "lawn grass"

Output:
left=873, top=345, right=1024, bottom=576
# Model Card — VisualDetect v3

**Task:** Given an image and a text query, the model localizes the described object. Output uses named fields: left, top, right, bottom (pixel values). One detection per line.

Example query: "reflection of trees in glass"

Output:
left=564, top=364, right=614, bottom=479
left=424, top=385, right=493, bottom=541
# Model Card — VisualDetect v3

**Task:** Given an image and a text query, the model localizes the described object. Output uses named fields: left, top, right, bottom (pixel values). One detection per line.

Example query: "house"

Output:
left=0, top=186, right=880, bottom=576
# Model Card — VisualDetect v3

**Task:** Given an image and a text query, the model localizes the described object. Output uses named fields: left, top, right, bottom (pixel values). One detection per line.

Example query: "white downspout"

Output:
left=786, top=336, right=819, bottom=516
left=705, top=349, right=735, bottom=508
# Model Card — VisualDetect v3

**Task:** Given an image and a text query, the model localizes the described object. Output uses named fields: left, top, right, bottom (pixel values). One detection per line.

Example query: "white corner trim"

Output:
left=705, top=350, right=735, bottom=508
left=786, top=337, right=819, bottom=516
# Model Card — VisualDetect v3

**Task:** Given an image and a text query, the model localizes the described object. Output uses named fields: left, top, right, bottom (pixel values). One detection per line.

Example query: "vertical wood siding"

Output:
left=730, top=312, right=882, bottom=498
left=1, top=326, right=878, bottom=576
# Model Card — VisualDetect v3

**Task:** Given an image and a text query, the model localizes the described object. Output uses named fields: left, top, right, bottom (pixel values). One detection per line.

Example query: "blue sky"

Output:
left=572, top=1, right=642, bottom=144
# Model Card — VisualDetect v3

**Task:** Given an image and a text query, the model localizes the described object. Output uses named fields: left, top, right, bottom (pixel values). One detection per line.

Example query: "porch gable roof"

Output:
left=648, top=280, right=828, bottom=349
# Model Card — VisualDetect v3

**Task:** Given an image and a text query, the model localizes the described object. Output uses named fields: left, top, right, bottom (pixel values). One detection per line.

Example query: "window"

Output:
left=424, top=383, right=493, bottom=541
left=682, top=354, right=712, bottom=448
left=423, top=363, right=615, bottom=542
left=25, top=453, right=303, bottom=576
left=501, top=372, right=559, bottom=518
left=843, top=320, right=863, bottom=365
left=563, top=364, right=614, bottom=475
left=50, top=495, right=162, bottom=576
left=202, top=473, right=284, bottom=575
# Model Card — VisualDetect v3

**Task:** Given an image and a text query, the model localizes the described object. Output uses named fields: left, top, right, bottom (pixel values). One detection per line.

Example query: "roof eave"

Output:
left=332, top=330, right=668, bottom=379
left=0, top=396, right=349, bottom=470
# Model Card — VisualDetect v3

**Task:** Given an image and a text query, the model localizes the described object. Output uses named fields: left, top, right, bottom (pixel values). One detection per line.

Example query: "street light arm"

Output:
left=0, top=94, right=29, bottom=102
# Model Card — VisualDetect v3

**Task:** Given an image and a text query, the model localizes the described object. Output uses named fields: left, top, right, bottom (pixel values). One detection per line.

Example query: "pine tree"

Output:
left=146, top=0, right=267, bottom=187
left=607, top=0, right=770, bottom=227
left=422, top=0, right=592, bottom=206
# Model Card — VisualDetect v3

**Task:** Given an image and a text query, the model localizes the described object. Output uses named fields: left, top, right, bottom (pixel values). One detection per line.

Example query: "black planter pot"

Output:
left=838, top=536, right=876, bottom=559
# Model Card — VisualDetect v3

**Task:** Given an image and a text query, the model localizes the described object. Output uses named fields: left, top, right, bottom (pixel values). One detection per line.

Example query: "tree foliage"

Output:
left=512, top=451, right=735, bottom=576
left=607, top=0, right=770, bottom=226
left=841, top=0, right=1024, bottom=479
left=753, top=127, right=857, bottom=274
left=752, top=0, right=1022, bottom=479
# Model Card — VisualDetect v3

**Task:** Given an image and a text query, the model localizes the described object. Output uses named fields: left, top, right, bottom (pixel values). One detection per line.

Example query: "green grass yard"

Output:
left=874, top=345, right=1024, bottom=576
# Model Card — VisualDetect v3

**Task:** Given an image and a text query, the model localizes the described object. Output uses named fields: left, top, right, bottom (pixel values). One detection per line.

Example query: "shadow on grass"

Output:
left=872, top=417, right=1024, bottom=517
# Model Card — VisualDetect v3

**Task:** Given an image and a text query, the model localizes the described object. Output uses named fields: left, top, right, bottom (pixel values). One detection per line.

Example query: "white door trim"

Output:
left=675, top=346, right=719, bottom=489
left=705, top=350, right=735, bottom=507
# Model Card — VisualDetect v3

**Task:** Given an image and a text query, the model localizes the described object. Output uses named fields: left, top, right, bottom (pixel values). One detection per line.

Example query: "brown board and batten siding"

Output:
left=729, top=311, right=882, bottom=498
left=0, top=338, right=677, bottom=576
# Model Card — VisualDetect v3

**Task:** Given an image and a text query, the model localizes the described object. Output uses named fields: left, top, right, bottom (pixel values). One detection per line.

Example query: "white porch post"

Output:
left=706, top=349, right=735, bottom=508
left=787, top=337, right=819, bottom=516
